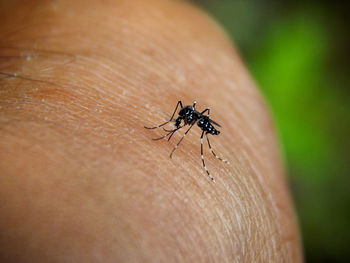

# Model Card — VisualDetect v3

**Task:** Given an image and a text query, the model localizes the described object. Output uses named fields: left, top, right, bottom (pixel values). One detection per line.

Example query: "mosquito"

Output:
left=145, top=100, right=228, bottom=182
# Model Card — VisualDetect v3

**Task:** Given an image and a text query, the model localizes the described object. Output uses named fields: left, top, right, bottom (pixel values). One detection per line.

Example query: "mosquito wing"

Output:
left=209, top=119, right=221, bottom=127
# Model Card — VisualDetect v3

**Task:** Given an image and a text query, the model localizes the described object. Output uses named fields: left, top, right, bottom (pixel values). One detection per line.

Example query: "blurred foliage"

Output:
left=193, top=0, right=350, bottom=262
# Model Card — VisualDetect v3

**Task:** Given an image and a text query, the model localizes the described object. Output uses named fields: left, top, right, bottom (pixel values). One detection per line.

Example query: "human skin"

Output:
left=0, top=0, right=303, bottom=262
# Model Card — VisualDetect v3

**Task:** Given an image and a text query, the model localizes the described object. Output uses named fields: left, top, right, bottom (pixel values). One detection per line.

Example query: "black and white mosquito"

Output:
left=144, top=100, right=229, bottom=182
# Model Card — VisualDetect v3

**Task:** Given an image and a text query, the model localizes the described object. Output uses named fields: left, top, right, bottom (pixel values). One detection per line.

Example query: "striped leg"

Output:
left=166, top=126, right=184, bottom=142
left=206, top=133, right=229, bottom=164
left=201, top=131, right=215, bottom=182
left=170, top=124, right=194, bottom=159
left=152, top=126, right=182, bottom=141
left=144, top=100, right=183, bottom=129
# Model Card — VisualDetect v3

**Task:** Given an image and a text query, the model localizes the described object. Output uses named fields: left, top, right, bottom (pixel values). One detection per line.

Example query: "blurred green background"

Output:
left=192, top=0, right=350, bottom=262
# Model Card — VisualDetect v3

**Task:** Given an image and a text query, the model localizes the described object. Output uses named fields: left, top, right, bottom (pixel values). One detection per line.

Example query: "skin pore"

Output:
left=0, top=0, right=303, bottom=262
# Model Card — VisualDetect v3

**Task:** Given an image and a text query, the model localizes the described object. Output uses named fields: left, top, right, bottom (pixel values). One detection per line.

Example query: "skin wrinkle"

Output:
left=236, top=152, right=284, bottom=260
left=8, top=2, right=224, bottom=110
left=142, top=171, right=216, bottom=262
left=225, top=90, right=293, bottom=260
left=155, top=138, right=227, bottom=262
left=1, top=121, right=94, bottom=177
left=3, top=67, right=132, bottom=136
left=99, top=4, right=238, bottom=97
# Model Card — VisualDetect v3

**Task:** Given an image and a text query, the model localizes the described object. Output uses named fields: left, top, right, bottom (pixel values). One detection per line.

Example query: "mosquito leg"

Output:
left=167, top=131, right=177, bottom=142
left=206, top=133, right=229, bottom=164
left=144, top=100, right=183, bottom=129
left=201, top=131, right=215, bottom=182
left=152, top=132, right=173, bottom=141
left=166, top=126, right=183, bottom=141
left=152, top=127, right=180, bottom=141
left=169, top=124, right=194, bottom=159
left=152, top=126, right=183, bottom=141
left=163, top=126, right=181, bottom=132
left=192, top=100, right=197, bottom=108
left=200, top=107, right=210, bottom=116
left=158, top=126, right=182, bottom=141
